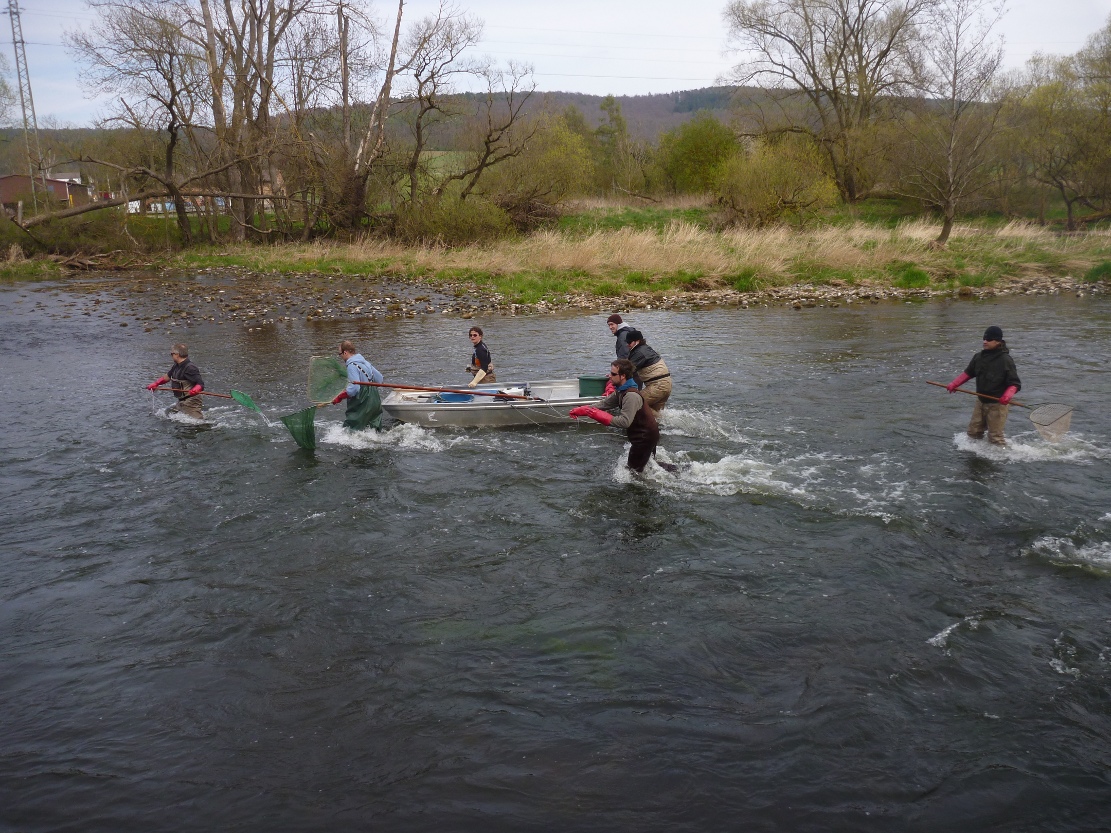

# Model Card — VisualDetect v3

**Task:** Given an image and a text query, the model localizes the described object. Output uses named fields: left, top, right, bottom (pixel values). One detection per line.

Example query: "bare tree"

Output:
left=432, top=60, right=537, bottom=201
left=67, top=0, right=206, bottom=242
left=399, top=7, right=482, bottom=202
left=724, top=0, right=934, bottom=202
left=892, top=0, right=1007, bottom=244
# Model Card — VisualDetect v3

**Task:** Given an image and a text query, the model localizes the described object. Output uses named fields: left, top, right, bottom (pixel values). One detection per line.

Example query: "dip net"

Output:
left=308, top=355, right=349, bottom=404
left=280, top=405, right=318, bottom=450
left=1028, top=404, right=1073, bottom=442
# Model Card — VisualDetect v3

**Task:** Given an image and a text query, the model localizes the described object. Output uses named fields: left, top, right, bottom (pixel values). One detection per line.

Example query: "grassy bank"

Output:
left=164, top=220, right=1111, bottom=305
left=4, top=209, right=1110, bottom=303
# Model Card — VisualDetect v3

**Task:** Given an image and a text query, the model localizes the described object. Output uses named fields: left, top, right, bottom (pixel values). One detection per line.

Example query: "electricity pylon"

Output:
left=7, top=0, right=43, bottom=211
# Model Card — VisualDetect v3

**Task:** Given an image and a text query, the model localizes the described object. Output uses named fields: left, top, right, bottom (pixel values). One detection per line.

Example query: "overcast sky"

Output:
left=12, top=0, right=1111, bottom=127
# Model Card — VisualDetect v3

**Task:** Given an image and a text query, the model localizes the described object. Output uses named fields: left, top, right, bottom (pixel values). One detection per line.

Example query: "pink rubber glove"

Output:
left=146, top=377, right=166, bottom=391
left=332, top=391, right=349, bottom=405
left=188, top=385, right=203, bottom=397
left=582, top=407, right=613, bottom=426
left=947, top=372, right=971, bottom=393
left=568, top=405, right=592, bottom=419
left=999, top=385, right=1018, bottom=405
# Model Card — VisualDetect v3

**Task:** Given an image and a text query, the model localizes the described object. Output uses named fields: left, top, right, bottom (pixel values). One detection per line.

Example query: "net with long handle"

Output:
left=280, top=405, right=318, bottom=450
left=1028, top=404, right=1073, bottom=442
left=308, top=356, right=349, bottom=404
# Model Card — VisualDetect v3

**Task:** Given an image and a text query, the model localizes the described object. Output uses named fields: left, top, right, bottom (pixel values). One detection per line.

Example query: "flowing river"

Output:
left=2, top=276, right=1110, bottom=832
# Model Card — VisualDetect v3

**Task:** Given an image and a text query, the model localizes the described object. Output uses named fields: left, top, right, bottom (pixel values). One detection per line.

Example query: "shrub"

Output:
left=393, top=196, right=513, bottom=245
left=715, top=137, right=838, bottom=227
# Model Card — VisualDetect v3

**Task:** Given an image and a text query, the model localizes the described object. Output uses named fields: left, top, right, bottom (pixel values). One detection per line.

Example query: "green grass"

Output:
left=0, top=259, right=62, bottom=281
left=557, top=205, right=714, bottom=233
left=1084, top=261, right=1111, bottom=282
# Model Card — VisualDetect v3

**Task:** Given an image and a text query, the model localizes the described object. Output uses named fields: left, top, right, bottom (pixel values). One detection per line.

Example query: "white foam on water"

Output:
left=652, top=451, right=810, bottom=498
left=1027, top=535, right=1111, bottom=572
left=658, top=407, right=751, bottom=444
left=953, top=431, right=1111, bottom=463
left=316, top=420, right=447, bottom=451
left=928, top=615, right=981, bottom=652
left=1049, top=658, right=1082, bottom=677
left=159, top=408, right=207, bottom=426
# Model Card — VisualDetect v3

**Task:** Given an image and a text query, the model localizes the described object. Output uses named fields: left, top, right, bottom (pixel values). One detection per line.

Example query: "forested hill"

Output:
left=522, top=86, right=742, bottom=140
left=0, top=85, right=754, bottom=176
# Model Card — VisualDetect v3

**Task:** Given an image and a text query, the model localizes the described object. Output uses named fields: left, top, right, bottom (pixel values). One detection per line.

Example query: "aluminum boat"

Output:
left=380, top=378, right=605, bottom=428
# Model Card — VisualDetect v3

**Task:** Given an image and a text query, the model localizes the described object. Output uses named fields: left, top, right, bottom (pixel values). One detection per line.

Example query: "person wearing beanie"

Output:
left=945, top=325, right=1022, bottom=445
left=607, top=314, right=633, bottom=359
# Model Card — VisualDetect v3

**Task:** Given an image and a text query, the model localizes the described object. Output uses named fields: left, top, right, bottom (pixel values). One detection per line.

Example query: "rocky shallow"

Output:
left=18, top=268, right=1108, bottom=331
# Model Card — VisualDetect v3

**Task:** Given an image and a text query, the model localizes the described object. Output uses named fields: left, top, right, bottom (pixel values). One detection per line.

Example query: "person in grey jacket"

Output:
left=607, top=314, right=633, bottom=359
left=945, top=325, right=1021, bottom=446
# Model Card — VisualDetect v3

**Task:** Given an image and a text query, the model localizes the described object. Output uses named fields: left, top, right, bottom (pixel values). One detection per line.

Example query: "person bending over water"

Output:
left=569, top=359, right=677, bottom=474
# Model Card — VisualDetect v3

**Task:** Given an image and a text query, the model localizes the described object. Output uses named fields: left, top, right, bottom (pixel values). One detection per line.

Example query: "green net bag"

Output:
left=308, top=356, right=349, bottom=404
left=280, top=405, right=318, bottom=450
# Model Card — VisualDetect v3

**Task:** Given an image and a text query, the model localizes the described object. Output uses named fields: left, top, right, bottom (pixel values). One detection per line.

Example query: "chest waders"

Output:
left=344, top=359, right=383, bottom=430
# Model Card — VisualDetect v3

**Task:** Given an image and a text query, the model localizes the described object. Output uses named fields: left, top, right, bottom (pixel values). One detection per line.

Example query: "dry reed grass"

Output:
left=180, top=220, right=1111, bottom=296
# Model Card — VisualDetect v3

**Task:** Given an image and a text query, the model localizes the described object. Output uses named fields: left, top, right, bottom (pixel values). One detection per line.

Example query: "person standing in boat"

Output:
left=330, top=340, right=385, bottom=430
left=146, top=343, right=205, bottom=420
left=569, top=359, right=676, bottom=474
left=625, top=329, right=672, bottom=413
left=944, top=325, right=1021, bottom=446
left=466, top=327, right=495, bottom=387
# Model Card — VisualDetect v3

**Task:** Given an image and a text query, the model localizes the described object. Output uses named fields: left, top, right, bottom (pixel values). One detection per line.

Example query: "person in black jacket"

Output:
left=466, top=327, right=495, bottom=387
left=945, top=325, right=1021, bottom=445
left=146, top=343, right=205, bottom=420
left=625, top=329, right=672, bottom=413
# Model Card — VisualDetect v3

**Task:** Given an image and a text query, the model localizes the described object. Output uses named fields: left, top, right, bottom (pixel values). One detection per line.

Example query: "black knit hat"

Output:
left=983, top=325, right=1003, bottom=341
left=625, top=329, right=644, bottom=343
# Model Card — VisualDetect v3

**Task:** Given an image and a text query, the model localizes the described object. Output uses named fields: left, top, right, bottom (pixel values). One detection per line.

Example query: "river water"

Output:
left=2, top=276, right=1110, bottom=832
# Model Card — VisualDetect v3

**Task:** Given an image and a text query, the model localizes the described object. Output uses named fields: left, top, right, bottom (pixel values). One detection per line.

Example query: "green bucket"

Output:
left=578, top=375, right=608, bottom=397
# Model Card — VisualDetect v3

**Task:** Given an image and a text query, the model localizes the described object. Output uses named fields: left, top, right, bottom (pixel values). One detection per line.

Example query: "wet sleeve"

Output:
left=609, top=393, right=642, bottom=429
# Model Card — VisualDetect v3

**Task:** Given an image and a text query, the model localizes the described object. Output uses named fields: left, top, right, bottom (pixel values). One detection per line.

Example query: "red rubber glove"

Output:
left=582, top=406, right=613, bottom=426
left=188, top=384, right=203, bottom=397
left=568, top=405, right=592, bottom=419
left=146, top=377, right=167, bottom=391
left=332, top=391, right=349, bottom=405
left=946, top=372, right=971, bottom=393
left=999, top=385, right=1018, bottom=405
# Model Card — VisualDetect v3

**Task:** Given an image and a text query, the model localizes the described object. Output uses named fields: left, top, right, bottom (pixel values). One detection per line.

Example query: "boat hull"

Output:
left=380, top=378, right=603, bottom=428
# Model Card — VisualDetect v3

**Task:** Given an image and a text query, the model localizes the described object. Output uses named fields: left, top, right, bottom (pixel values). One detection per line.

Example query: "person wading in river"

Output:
left=330, top=340, right=385, bottom=430
left=625, top=329, right=672, bottom=413
left=569, top=359, right=677, bottom=474
left=945, top=325, right=1021, bottom=446
left=146, top=343, right=205, bottom=420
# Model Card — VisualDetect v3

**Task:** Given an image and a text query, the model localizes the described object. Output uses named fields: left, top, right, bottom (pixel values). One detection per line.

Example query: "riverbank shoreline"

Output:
left=13, top=265, right=1108, bottom=333
left=6, top=219, right=1110, bottom=326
